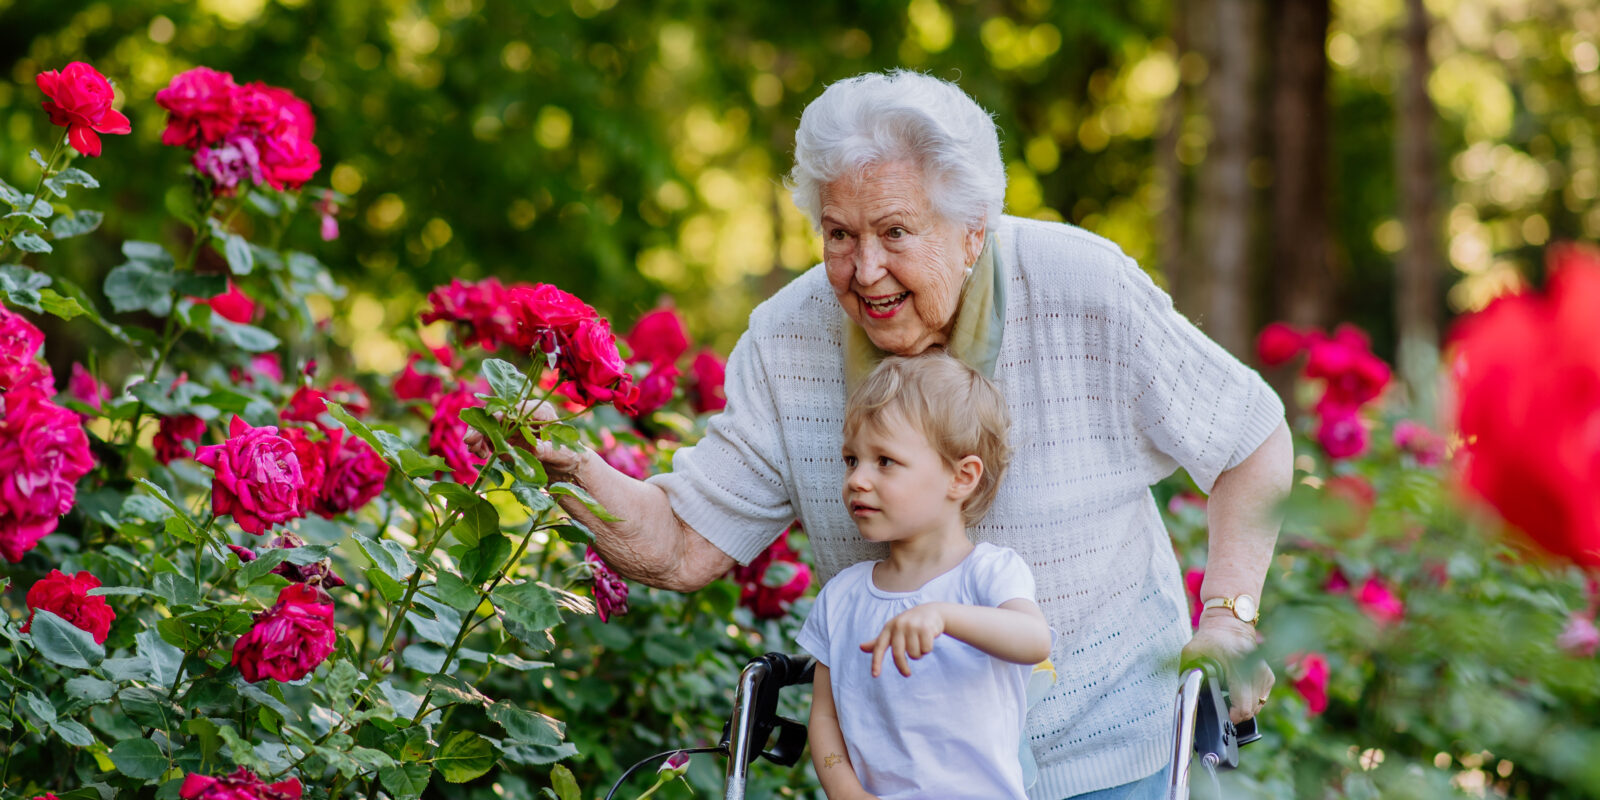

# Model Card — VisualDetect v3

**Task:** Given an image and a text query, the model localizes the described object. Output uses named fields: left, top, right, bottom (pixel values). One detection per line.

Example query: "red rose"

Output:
left=1449, top=243, right=1600, bottom=567
left=325, top=379, right=371, bottom=417
left=180, top=766, right=303, bottom=800
left=0, top=307, right=55, bottom=396
left=155, top=67, right=243, bottom=149
left=0, top=392, right=95, bottom=562
left=194, top=416, right=307, bottom=535
left=597, top=431, right=651, bottom=481
left=1315, top=406, right=1367, bottom=460
left=505, top=283, right=597, bottom=354
left=203, top=280, right=256, bottom=324
left=393, top=353, right=444, bottom=405
left=730, top=526, right=811, bottom=619
left=1354, top=576, right=1404, bottom=626
left=280, top=385, right=330, bottom=426
left=585, top=547, right=629, bottom=623
left=1287, top=653, right=1330, bottom=715
left=35, top=62, right=131, bottom=157
left=231, top=582, right=336, bottom=683
left=688, top=349, right=726, bottom=414
left=625, top=308, right=690, bottom=367
left=279, top=427, right=326, bottom=513
left=21, top=569, right=115, bottom=643
left=421, top=278, right=519, bottom=350
left=313, top=430, right=388, bottom=518
left=1183, top=567, right=1205, bottom=629
left=629, top=364, right=679, bottom=417
left=560, top=318, right=632, bottom=407
left=155, top=415, right=207, bottom=465
left=1254, top=321, right=1308, bottom=367
left=429, top=385, right=486, bottom=484
left=1305, top=330, right=1390, bottom=409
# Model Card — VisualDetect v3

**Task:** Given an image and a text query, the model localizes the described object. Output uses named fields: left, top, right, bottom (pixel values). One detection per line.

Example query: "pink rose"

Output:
left=180, top=766, right=303, bottom=800
left=194, top=416, right=307, bottom=535
left=1558, top=613, right=1600, bottom=658
left=0, top=307, right=54, bottom=396
left=730, top=525, right=811, bottom=620
left=193, top=134, right=263, bottom=195
left=625, top=308, right=690, bottom=367
left=155, top=67, right=242, bottom=149
left=0, top=392, right=95, bottom=562
left=155, top=415, right=207, bottom=465
left=1254, top=322, right=1308, bottom=367
left=585, top=547, right=629, bottom=623
left=279, top=427, right=326, bottom=513
left=1183, top=567, right=1205, bottom=629
left=231, top=583, right=336, bottom=683
left=597, top=431, right=652, bottom=481
left=1287, top=652, right=1330, bottom=715
left=429, top=386, right=486, bottom=484
left=1315, top=407, right=1367, bottom=460
left=202, top=281, right=256, bottom=324
left=1392, top=420, right=1446, bottom=468
left=313, top=430, right=388, bottom=518
left=1305, top=327, right=1390, bottom=408
left=35, top=62, right=131, bottom=157
left=688, top=349, right=726, bottom=414
left=20, top=569, right=115, bottom=644
left=67, top=362, right=109, bottom=413
left=1354, top=576, right=1404, bottom=626
left=560, top=318, right=632, bottom=407
left=393, top=353, right=444, bottom=405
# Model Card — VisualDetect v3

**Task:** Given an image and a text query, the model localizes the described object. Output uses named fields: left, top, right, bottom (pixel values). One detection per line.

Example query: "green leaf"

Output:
left=325, top=659, right=360, bottom=702
left=122, top=240, right=176, bottom=267
left=32, top=287, right=85, bottom=320
left=433, top=571, right=483, bottom=613
left=174, top=273, right=228, bottom=298
left=482, top=358, right=533, bottom=402
left=12, top=232, right=50, bottom=253
left=397, top=448, right=450, bottom=478
left=156, top=616, right=205, bottom=650
left=493, top=581, right=562, bottom=634
left=29, top=609, right=106, bottom=669
left=137, top=628, right=185, bottom=687
left=210, top=316, right=280, bottom=352
left=3, top=211, right=46, bottom=233
left=134, top=479, right=192, bottom=521
left=237, top=548, right=293, bottom=587
left=489, top=700, right=564, bottom=745
left=423, top=675, right=489, bottom=708
left=547, top=522, right=594, bottom=545
left=461, top=534, right=512, bottom=584
left=45, top=167, right=100, bottom=195
left=0, top=264, right=50, bottom=291
left=104, top=260, right=176, bottom=316
left=549, top=482, right=621, bottom=522
left=49, top=209, right=103, bottom=238
left=120, top=687, right=182, bottom=732
left=185, top=717, right=223, bottom=764
left=49, top=718, right=95, bottom=747
left=153, top=572, right=202, bottom=607
left=435, top=730, right=497, bottom=783
left=110, top=738, right=169, bottom=780
left=355, top=532, right=416, bottom=581
left=28, top=149, right=47, bottom=169
left=65, top=675, right=117, bottom=705
left=550, top=765, right=581, bottom=800
left=379, top=764, right=432, bottom=800
left=0, top=178, right=22, bottom=208
left=22, top=690, right=56, bottom=723
left=431, top=484, right=500, bottom=547
left=365, top=566, right=404, bottom=603
left=223, top=233, right=254, bottom=275
left=216, top=724, right=272, bottom=772
left=505, top=742, right=579, bottom=767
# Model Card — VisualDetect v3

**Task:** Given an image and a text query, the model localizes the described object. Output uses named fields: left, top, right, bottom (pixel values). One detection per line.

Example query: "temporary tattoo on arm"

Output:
left=823, top=752, right=846, bottom=768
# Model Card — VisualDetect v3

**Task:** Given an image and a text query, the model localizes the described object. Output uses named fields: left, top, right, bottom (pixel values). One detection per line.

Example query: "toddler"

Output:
left=798, top=352, right=1052, bottom=800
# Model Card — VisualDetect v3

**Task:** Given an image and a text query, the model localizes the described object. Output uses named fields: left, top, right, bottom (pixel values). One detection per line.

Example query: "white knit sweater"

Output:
left=651, top=215, right=1285, bottom=798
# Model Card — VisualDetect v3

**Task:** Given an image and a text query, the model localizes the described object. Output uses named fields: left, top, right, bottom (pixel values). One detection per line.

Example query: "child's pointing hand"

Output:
left=860, top=603, right=949, bottom=677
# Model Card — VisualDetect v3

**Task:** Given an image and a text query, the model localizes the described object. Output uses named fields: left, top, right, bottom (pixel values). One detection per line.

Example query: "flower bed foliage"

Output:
left=4, top=61, right=1600, bottom=800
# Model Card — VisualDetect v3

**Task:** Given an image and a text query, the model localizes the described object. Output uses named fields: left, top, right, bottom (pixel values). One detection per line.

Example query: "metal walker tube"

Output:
left=1168, top=667, right=1205, bottom=800
left=723, top=658, right=772, bottom=800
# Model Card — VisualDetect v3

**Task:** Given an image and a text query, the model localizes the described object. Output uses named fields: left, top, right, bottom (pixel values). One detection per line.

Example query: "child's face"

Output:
left=840, top=411, right=967, bottom=543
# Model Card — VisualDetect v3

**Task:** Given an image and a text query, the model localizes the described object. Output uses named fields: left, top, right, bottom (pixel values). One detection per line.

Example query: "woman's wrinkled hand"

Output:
left=1181, top=609, right=1275, bottom=724
left=859, top=603, right=947, bottom=678
left=462, top=399, right=586, bottom=477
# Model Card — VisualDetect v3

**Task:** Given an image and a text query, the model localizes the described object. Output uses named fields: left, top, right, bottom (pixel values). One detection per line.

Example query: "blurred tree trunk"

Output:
left=1158, top=0, right=1190, bottom=308
left=1270, top=0, right=1333, bottom=331
left=1194, top=0, right=1261, bottom=356
left=1397, top=0, right=1443, bottom=419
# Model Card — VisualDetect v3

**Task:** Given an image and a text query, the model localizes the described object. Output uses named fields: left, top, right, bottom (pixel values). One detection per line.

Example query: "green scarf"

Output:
left=843, top=231, right=1007, bottom=391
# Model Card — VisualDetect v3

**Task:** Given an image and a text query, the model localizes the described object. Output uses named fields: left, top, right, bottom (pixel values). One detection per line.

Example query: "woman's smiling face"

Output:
left=821, top=161, right=985, bottom=356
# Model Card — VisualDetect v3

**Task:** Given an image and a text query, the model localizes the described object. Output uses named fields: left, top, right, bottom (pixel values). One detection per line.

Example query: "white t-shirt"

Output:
left=797, top=542, right=1037, bottom=800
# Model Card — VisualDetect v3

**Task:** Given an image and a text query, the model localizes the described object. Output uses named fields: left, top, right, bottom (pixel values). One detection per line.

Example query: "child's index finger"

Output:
left=860, top=634, right=887, bottom=677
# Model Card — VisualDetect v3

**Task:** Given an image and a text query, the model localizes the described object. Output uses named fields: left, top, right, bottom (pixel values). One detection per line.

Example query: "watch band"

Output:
left=1202, top=594, right=1260, bottom=626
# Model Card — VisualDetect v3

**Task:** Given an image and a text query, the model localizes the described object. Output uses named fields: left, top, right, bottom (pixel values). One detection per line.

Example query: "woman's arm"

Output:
left=1182, top=419, right=1293, bottom=722
left=859, top=599, right=1052, bottom=678
left=809, top=665, right=878, bottom=800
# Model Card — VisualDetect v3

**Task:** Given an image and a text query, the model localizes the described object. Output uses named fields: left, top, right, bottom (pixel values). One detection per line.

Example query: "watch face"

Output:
left=1234, top=594, right=1258, bottom=622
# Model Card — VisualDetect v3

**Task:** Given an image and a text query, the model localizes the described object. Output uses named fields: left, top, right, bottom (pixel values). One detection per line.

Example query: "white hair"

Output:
left=787, top=70, right=1006, bottom=233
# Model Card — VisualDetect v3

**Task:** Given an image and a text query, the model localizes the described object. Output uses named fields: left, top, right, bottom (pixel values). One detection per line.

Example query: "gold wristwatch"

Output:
left=1201, top=593, right=1260, bottom=626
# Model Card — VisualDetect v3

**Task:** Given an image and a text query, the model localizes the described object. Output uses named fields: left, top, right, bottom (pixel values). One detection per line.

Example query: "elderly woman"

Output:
left=525, top=71, right=1290, bottom=799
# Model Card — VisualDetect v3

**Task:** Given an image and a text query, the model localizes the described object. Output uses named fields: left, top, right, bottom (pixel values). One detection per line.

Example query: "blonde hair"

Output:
left=843, top=352, right=1012, bottom=527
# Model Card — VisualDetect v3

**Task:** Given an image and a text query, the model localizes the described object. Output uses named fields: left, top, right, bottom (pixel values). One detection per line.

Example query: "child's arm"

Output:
left=859, top=599, right=1052, bottom=678
left=808, top=664, right=880, bottom=800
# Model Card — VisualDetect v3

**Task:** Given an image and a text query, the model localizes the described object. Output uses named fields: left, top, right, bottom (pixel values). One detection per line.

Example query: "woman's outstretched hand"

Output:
left=1182, top=610, right=1275, bottom=725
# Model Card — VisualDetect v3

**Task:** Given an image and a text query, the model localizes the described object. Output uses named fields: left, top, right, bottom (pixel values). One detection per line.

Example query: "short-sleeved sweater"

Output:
left=649, top=215, right=1285, bottom=798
